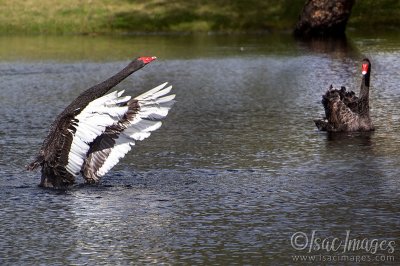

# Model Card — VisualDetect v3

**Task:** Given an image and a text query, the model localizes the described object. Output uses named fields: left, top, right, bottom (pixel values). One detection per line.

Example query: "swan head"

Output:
left=361, top=58, right=371, bottom=76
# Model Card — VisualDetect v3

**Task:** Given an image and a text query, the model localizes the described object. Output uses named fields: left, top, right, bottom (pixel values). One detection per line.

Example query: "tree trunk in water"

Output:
left=294, top=0, right=355, bottom=37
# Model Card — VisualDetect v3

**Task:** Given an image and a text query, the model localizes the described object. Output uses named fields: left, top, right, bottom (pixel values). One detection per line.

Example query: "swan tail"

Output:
left=26, top=155, right=44, bottom=171
left=314, top=119, right=329, bottom=131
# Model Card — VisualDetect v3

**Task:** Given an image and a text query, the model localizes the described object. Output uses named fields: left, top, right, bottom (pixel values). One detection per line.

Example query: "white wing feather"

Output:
left=94, top=82, right=175, bottom=177
left=65, top=91, right=131, bottom=176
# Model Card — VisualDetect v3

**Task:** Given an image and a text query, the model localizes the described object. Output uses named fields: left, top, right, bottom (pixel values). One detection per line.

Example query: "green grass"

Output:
left=0, top=0, right=398, bottom=34
left=108, top=0, right=305, bottom=32
left=349, top=0, right=400, bottom=30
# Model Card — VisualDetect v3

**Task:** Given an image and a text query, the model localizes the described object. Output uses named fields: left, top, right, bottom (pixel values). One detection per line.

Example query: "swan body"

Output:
left=314, top=58, right=373, bottom=132
left=27, top=57, right=175, bottom=188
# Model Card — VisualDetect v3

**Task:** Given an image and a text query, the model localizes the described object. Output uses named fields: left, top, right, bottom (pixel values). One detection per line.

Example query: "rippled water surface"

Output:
left=1, top=33, right=399, bottom=265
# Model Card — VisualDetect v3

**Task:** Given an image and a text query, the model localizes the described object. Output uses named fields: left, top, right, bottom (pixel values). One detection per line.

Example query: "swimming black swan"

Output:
left=314, top=58, right=373, bottom=132
left=27, top=57, right=175, bottom=188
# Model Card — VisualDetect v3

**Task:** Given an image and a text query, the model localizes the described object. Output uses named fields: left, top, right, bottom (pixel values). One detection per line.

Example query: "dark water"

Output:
left=1, top=33, right=399, bottom=265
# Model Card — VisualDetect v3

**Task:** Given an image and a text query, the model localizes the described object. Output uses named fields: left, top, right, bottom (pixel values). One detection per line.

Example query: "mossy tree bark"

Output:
left=294, top=0, right=355, bottom=37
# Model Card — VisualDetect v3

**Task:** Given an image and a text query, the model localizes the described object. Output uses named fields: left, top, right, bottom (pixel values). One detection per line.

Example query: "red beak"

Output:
left=362, top=63, right=369, bottom=75
left=138, top=56, right=157, bottom=64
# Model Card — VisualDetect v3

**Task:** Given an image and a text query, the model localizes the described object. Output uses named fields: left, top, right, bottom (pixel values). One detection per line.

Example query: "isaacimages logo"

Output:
left=290, top=230, right=397, bottom=263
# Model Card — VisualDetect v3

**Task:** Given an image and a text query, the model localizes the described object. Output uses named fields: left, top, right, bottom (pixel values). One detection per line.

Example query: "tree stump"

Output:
left=294, top=0, right=355, bottom=37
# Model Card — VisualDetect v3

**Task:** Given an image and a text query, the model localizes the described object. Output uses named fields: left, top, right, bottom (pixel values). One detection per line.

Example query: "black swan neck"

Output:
left=359, top=74, right=370, bottom=99
left=358, top=72, right=371, bottom=117
left=82, top=59, right=145, bottom=100
left=62, top=58, right=147, bottom=114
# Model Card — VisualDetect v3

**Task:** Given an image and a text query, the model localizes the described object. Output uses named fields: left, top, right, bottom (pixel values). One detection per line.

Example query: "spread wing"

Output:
left=64, top=90, right=132, bottom=177
left=27, top=90, right=133, bottom=182
left=82, top=82, right=175, bottom=183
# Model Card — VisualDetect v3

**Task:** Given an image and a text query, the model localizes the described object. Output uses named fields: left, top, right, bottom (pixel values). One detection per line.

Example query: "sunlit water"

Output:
left=0, top=33, right=399, bottom=265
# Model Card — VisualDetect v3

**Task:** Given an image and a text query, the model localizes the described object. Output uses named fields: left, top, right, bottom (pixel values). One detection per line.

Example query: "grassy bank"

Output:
left=0, top=0, right=398, bottom=34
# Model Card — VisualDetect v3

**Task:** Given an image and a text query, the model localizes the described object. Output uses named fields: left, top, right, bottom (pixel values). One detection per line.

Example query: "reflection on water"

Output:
left=0, top=33, right=399, bottom=265
left=0, top=33, right=298, bottom=61
left=295, top=35, right=359, bottom=60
